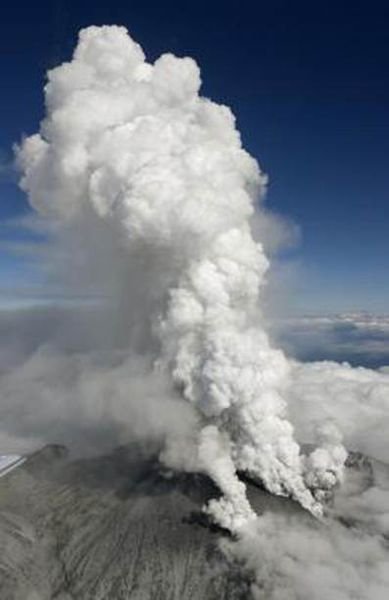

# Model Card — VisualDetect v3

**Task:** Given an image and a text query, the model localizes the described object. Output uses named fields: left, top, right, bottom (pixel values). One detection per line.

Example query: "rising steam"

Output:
left=17, top=25, right=347, bottom=530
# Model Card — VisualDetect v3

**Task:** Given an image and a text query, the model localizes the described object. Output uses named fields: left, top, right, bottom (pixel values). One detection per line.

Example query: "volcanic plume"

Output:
left=18, top=25, right=346, bottom=530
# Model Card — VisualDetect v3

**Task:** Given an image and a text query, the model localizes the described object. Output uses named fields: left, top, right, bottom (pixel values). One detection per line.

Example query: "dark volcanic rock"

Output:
left=0, top=445, right=251, bottom=600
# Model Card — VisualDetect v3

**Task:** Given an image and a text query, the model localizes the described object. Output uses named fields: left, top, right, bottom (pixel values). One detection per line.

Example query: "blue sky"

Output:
left=1, top=0, right=389, bottom=313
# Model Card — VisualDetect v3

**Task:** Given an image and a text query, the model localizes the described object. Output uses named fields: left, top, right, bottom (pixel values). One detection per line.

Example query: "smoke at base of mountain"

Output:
left=223, top=507, right=389, bottom=600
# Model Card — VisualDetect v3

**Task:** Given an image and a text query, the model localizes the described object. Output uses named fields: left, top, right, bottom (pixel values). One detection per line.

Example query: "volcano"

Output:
left=3, top=23, right=389, bottom=599
left=0, top=444, right=383, bottom=600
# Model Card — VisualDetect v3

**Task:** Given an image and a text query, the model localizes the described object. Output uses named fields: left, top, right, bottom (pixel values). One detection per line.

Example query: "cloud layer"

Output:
left=274, top=312, right=389, bottom=369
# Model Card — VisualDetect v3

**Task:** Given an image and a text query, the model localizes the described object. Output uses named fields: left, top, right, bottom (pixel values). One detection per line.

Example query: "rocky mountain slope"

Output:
left=0, top=444, right=258, bottom=600
left=0, top=443, right=379, bottom=600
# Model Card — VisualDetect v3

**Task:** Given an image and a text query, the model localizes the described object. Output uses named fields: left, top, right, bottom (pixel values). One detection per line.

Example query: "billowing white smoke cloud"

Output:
left=223, top=507, right=389, bottom=600
left=9, top=25, right=389, bottom=598
left=288, top=360, right=389, bottom=465
left=17, top=25, right=346, bottom=529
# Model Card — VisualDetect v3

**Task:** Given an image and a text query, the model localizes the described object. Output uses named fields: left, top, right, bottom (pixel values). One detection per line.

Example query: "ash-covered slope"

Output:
left=0, top=444, right=386, bottom=600
left=0, top=444, right=257, bottom=600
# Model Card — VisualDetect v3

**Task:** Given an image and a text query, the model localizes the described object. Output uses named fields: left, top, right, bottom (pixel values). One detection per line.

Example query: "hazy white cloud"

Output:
left=0, top=329, right=198, bottom=457
left=225, top=507, right=389, bottom=600
left=0, top=148, right=16, bottom=182
left=250, top=207, right=301, bottom=256
left=287, top=360, right=389, bottom=464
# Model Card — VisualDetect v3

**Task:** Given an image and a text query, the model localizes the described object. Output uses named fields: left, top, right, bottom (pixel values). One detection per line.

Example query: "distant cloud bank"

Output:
left=273, top=312, right=389, bottom=369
